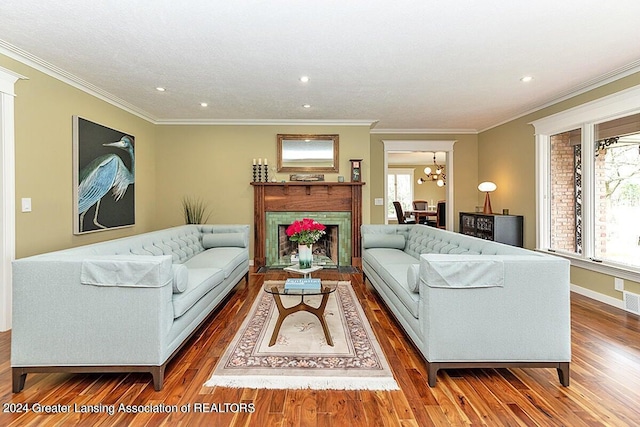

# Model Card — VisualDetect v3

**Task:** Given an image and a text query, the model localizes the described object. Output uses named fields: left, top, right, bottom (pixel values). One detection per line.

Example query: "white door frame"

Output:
left=382, top=140, right=456, bottom=229
left=0, top=66, right=26, bottom=331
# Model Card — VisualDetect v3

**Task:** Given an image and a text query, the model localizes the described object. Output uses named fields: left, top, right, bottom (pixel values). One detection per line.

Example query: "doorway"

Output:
left=382, top=140, right=455, bottom=229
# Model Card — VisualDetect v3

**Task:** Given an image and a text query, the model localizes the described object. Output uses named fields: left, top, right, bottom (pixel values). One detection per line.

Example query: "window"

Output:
left=533, top=86, right=640, bottom=275
left=387, top=168, right=414, bottom=219
left=593, top=114, right=640, bottom=266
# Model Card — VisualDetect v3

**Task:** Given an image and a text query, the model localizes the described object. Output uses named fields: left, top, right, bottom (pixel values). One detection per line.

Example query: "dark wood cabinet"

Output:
left=459, top=212, right=523, bottom=247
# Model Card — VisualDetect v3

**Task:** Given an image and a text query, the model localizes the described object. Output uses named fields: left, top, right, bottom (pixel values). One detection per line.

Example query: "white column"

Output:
left=0, top=66, right=26, bottom=331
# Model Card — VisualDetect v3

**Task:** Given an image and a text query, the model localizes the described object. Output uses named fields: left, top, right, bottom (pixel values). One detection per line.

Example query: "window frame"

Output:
left=532, top=85, right=640, bottom=281
left=387, top=168, right=415, bottom=220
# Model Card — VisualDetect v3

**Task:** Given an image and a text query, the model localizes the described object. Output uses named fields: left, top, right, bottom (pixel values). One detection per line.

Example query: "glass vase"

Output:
left=298, top=244, right=313, bottom=269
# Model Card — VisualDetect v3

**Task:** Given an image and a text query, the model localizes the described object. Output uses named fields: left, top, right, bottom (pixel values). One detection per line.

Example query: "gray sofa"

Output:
left=12, top=224, right=250, bottom=392
left=361, top=224, right=571, bottom=387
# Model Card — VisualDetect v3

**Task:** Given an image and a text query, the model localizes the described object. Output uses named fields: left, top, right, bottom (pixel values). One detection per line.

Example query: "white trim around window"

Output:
left=531, top=84, right=640, bottom=282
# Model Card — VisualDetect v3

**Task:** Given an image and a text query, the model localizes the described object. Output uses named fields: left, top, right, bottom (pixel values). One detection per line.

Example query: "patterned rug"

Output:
left=204, top=281, right=399, bottom=390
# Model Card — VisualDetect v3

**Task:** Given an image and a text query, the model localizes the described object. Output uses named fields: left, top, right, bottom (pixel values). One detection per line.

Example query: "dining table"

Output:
left=405, top=209, right=437, bottom=224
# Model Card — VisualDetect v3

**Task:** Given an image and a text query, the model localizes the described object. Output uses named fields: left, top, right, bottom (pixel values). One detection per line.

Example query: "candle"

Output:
left=264, top=158, right=268, bottom=165
left=253, top=158, right=256, bottom=165
left=258, top=158, right=262, bottom=165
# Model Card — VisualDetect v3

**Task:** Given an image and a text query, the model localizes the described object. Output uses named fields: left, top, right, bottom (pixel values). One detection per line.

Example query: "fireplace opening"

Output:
left=278, top=224, right=339, bottom=267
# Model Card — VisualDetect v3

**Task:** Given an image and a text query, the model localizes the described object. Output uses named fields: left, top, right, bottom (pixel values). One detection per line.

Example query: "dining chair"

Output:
left=393, top=201, right=416, bottom=224
left=436, top=200, right=446, bottom=229
left=412, top=200, right=428, bottom=210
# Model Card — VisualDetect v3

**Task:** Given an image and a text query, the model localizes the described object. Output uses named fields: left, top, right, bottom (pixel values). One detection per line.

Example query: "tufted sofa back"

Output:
left=361, top=224, right=527, bottom=259
left=36, top=225, right=206, bottom=263
left=112, top=227, right=204, bottom=263
left=404, top=225, right=524, bottom=258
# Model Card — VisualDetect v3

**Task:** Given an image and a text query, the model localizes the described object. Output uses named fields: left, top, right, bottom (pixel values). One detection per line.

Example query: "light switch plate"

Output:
left=374, top=198, right=384, bottom=206
left=21, top=198, right=32, bottom=212
left=614, top=277, right=624, bottom=292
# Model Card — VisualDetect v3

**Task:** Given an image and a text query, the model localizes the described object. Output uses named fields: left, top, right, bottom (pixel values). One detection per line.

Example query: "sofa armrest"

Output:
left=418, top=254, right=571, bottom=362
left=11, top=255, right=174, bottom=367
left=80, top=255, right=172, bottom=287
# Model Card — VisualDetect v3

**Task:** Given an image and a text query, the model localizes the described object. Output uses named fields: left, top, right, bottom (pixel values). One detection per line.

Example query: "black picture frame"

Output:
left=73, top=116, right=135, bottom=234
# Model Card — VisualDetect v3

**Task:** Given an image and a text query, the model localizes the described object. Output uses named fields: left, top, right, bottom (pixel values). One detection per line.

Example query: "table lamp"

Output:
left=478, top=181, right=497, bottom=214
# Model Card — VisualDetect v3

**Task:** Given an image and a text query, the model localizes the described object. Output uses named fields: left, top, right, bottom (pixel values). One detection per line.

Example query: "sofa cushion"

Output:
left=172, top=268, right=225, bottom=318
left=362, top=233, right=406, bottom=249
left=202, top=232, right=247, bottom=249
left=183, top=247, right=248, bottom=278
left=172, top=264, right=188, bottom=293
left=376, top=263, right=420, bottom=319
left=363, top=248, right=418, bottom=266
left=407, top=263, right=420, bottom=293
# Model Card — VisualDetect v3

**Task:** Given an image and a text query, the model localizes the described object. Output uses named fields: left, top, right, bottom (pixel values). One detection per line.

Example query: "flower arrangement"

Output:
left=286, top=218, right=326, bottom=246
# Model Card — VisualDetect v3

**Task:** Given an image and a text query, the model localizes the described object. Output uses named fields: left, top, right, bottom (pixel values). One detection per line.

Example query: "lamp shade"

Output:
left=478, top=181, right=497, bottom=192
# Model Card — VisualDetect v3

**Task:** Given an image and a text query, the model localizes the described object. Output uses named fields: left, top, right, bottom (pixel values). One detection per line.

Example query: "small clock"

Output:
left=350, top=159, right=362, bottom=182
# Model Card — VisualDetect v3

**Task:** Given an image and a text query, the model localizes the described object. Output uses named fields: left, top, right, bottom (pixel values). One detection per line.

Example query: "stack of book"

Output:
left=284, top=278, right=321, bottom=291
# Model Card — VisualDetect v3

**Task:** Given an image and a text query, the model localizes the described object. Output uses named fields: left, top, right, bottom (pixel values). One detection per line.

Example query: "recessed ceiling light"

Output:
left=200, top=102, right=208, bottom=107
left=156, top=87, right=166, bottom=92
left=520, top=76, right=533, bottom=83
left=300, top=76, right=310, bottom=83
left=302, top=104, right=311, bottom=108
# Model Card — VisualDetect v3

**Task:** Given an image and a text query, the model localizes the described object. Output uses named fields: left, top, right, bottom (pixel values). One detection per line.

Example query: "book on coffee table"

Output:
left=284, top=278, right=321, bottom=290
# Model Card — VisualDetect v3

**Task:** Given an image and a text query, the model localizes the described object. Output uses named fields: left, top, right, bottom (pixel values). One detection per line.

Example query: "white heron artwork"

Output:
left=74, top=117, right=135, bottom=234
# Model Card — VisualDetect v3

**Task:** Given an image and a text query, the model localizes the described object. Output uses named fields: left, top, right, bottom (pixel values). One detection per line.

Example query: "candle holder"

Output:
left=252, top=164, right=257, bottom=182
left=263, top=164, right=269, bottom=182
left=257, top=164, right=262, bottom=182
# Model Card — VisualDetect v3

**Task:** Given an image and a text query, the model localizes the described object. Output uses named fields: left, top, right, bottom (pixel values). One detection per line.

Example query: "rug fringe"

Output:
left=204, top=375, right=399, bottom=391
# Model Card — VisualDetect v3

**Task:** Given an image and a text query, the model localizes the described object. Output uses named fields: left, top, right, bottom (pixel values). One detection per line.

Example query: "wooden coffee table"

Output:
left=263, top=281, right=337, bottom=347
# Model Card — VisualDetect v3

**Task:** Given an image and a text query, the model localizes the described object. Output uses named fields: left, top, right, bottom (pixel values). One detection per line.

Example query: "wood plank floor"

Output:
left=0, top=268, right=639, bottom=426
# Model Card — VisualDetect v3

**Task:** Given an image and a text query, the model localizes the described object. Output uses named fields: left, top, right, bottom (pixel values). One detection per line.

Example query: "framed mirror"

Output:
left=277, top=134, right=339, bottom=172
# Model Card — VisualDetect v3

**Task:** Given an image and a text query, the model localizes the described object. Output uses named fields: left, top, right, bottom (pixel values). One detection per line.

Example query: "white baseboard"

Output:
left=570, top=283, right=624, bottom=310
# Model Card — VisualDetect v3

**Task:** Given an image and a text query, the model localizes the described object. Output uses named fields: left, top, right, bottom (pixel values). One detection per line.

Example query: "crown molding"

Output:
left=479, top=59, right=640, bottom=134
left=154, top=118, right=378, bottom=127
left=3, top=38, right=640, bottom=133
left=371, top=128, right=478, bottom=135
left=0, top=40, right=158, bottom=123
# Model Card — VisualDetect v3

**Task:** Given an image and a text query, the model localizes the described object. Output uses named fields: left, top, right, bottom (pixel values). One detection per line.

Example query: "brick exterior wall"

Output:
left=550, top=133, right=577, bottom=252
left=550, top=131, right=608, bottom=255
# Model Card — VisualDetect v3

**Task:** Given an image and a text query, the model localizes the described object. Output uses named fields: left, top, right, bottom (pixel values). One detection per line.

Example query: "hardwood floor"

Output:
left=1, top=269, right=639, bottom=426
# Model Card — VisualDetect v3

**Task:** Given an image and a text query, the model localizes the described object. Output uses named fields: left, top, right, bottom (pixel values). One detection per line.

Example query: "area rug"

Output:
left=204, top=281, right=399, bottom=390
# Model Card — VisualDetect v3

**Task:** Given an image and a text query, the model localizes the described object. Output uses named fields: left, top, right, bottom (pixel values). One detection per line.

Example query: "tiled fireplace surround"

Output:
left=251, top=182, right=364, bottom=268
left=269, top=212, right=351, bottom=266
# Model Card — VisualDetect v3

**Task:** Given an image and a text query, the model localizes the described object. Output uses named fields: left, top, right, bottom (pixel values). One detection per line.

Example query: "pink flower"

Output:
left=286, top=218, right=326, bottom=245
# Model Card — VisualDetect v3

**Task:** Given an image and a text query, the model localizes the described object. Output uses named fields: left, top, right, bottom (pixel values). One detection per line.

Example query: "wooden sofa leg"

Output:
left=557, top=362, right=570, bottom=386
left=12, top=368, right=27, bottom=393
left=150, top=366, right=165, bottom=391
left=427, top=363, right=439, bottom=387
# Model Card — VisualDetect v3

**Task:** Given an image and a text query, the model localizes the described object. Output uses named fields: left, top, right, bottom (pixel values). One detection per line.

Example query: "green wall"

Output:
left=478, top=72, right=640, bottom=300
left=369, top=133, right=479, bottom=228
left=153, top=124, right=371, bottom=259
left=1, top=54, right=158, bottom=258
left=4, top=49, right=640, bottom=303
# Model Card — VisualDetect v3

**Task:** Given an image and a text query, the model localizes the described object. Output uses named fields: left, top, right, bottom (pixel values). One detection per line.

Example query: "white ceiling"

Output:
left=1, top=1, right=640, bottom=132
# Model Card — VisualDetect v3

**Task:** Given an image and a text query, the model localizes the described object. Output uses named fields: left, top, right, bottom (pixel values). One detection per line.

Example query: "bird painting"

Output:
left=77, top=135, right=135, bottom=232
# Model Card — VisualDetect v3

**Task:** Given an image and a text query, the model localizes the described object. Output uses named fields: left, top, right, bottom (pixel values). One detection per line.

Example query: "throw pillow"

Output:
left=172, top=263, right=188, bottom=293
left=362, top=234, right=406, bottom=249
left=202, top=232, right=247, bottom=248
left=407, top=263, right=420, bottom=293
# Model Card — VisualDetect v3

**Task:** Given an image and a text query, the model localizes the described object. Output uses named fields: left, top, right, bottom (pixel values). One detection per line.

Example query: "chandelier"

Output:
left=417, top=152, right=446, bottom=187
